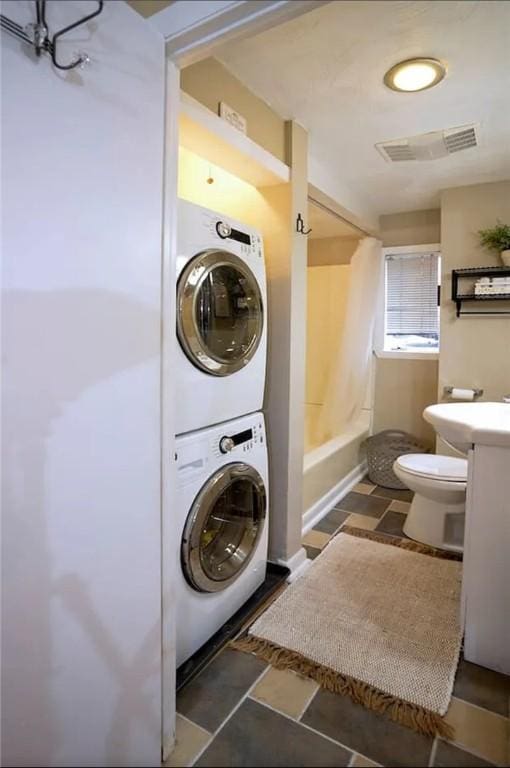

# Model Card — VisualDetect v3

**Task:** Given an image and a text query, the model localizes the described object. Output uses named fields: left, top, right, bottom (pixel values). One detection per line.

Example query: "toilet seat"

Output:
left=395, top=454, right=468, bottom=483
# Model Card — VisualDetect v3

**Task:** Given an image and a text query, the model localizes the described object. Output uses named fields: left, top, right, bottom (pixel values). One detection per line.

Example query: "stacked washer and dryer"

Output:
left=174, top=199, right=269, bottom=667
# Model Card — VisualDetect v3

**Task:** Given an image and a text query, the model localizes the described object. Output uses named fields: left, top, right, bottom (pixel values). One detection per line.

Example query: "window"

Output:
left=383, top=250, right=440, bottom=353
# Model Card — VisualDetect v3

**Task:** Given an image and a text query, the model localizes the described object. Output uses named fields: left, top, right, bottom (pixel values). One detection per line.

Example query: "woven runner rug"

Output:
left=232, top=527, right=463, bottom=738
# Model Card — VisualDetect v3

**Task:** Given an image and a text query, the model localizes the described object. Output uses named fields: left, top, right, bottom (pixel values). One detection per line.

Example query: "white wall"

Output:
left=1, top=2, right=165, bottom=765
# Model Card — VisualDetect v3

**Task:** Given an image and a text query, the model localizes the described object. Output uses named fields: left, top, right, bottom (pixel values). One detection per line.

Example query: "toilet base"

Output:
left=403, top=493, right=465, bottom=553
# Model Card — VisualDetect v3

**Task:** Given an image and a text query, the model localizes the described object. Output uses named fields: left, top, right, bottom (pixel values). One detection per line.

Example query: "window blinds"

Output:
left=385, top=253, right=439, bottom=335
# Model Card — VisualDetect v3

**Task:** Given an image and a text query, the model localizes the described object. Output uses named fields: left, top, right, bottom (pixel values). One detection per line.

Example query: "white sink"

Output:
left=424, top=402, right=510, bottom=453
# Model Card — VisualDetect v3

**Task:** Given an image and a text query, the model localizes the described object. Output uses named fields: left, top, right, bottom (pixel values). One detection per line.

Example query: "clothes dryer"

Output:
left=176, top=199, right=266, bottom=435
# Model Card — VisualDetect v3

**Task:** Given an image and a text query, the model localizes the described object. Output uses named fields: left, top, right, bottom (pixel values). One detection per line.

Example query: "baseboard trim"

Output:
left=302, top=461, right=367, bottom=535
left=275, top=546, right=310, bottom=582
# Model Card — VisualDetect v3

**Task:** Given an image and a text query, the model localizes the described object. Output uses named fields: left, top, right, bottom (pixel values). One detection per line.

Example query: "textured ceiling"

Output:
left=217, top=1, right=510, bottom=216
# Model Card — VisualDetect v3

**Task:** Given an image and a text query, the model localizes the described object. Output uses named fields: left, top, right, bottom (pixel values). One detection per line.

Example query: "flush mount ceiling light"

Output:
left=384, top=58, right=447, bottom=92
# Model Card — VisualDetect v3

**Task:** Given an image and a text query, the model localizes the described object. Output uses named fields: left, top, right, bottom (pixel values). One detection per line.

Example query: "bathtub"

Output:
left=303, top=407, right=371, bottom=532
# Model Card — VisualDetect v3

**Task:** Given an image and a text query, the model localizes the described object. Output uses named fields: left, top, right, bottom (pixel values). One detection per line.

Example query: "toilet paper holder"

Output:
left=443, top=386, right=484, bottom=399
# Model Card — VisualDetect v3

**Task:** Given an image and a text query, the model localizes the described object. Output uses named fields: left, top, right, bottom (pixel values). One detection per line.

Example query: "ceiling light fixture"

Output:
left=384, top=58, right=447, bottom=92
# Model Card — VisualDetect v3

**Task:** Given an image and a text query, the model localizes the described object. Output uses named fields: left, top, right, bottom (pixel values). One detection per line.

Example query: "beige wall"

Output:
left=308, top=237, right=359, bottom=266
left=373, top=357, right=439, bottom=448
left=178, top=146, right=263, bottom=214
left=181, top=58, right=286, bottom=162
left=373, top=208, right=441, bottom=446
left=439, top=181, right=510, bottom=404
left=380, top=209, right=440, bottom=247
left=127, top=1, right=174, bottom=17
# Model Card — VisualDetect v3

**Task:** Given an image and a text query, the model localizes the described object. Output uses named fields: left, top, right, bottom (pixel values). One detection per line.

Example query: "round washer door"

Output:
left=177, top=250, right=263, bottom=376
left=182, top=462, right=267, bottom=593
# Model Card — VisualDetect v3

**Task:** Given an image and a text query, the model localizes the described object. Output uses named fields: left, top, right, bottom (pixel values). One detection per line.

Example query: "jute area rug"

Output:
left=232, top=527, right=463, bottom=738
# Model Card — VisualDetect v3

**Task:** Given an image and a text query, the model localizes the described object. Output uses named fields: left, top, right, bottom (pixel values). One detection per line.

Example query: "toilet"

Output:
left=393, top=453, right=468, bottom=552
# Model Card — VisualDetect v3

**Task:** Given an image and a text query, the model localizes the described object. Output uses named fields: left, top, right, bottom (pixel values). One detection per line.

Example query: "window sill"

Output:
left=374, top=350, right=439, bottom=361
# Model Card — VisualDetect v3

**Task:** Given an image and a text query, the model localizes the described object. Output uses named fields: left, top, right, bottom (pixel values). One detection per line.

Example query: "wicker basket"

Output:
left=365, top=430, right=428, bottom=489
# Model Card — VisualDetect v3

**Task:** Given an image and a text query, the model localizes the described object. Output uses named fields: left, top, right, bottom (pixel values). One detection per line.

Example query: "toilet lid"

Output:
left=396, top=453, right=468, bottom=482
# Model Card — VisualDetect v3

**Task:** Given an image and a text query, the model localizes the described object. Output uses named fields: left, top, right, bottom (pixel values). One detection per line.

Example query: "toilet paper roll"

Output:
left=450, top=388, right=475, bottom=401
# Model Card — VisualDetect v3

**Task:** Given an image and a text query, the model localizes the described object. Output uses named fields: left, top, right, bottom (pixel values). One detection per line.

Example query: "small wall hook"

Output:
left=43, top=0, right=103, bottom=71
left=296, top=213, right=312, bottom=236
left=27, top=1, right=48, bottom=56
left=1, top=1, right=103, bottom=73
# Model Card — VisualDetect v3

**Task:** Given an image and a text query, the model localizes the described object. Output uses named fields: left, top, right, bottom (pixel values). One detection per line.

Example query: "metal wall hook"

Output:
left=29, top=1, right=48, bottom=56
left=44, top=0, right=103, bottom=70
left=1, top=1, right=103, bottom=71
left=296, top=213, right=312, bottom=236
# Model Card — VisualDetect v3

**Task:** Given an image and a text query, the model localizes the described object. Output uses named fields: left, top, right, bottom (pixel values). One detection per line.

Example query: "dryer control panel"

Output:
left=201, top=211, right=263, bottom=259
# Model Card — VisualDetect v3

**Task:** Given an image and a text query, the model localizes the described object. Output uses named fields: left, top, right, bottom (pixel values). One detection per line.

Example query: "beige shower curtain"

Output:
left=319, top=237, right=382, bottom=441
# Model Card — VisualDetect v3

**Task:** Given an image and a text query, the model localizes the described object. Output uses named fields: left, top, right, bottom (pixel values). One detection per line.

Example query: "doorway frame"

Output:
left=156, top=2, right=326, bottom=758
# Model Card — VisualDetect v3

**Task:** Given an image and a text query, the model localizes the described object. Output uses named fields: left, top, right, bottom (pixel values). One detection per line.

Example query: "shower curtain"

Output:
left=318, top=237, right=382, bottom=441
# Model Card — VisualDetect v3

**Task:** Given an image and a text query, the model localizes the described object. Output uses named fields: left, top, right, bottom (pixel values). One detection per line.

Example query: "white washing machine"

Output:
left=176, top=199, right=267, bottom=436
left=175, top=411, right=268, bottom=667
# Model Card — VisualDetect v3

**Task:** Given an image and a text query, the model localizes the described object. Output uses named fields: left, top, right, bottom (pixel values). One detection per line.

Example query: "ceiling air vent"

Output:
left=376, top=123, right=479, bottom=163
left=443, top=125, right=478, bottom=153
left=381, top=143, right=417, bottom=162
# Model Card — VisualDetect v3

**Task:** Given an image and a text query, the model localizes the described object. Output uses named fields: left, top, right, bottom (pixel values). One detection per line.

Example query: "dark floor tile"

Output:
left=177, top=648, right=267, bottom=732
left=304, top=545, right=322, bottom=560
left=372, top=485, right=414, bottom=502
left=453, top=656, right=510, bottom=717
left=376, top=510, right=408, bottom=537
left=313, top=518, right=339, bottom=535
left=314, top=508, right=350, bottom=535
left=328, top=507, right=351, bottom=526
left=196, top=698, right=352, bottom=767
left=334, top=491, right=390, bottom=518
left=433, top=739, right=495, bottom=767
left=302, top=689, right=433, bottom=767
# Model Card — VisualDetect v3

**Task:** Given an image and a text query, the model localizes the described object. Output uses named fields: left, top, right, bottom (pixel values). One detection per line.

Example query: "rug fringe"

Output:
left=341, top=525, right=462, bottom=561
left=231, top=635, right=454, bottom=740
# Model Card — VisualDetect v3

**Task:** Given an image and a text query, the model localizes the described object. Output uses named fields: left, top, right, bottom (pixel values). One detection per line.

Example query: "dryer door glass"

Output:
left=182, top=463, right=267, bottom=593
left=177, top=250, right=263, bottom=376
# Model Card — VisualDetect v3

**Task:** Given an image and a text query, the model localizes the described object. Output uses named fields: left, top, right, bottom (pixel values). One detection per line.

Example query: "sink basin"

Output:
left=424, top=402, right=510, bottom=453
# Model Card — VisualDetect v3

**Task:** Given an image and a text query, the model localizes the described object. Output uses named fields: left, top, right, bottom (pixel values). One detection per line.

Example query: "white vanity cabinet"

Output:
left=424, top=402, right=510, bottom=675
left=462, top=444, right=510, bottom=675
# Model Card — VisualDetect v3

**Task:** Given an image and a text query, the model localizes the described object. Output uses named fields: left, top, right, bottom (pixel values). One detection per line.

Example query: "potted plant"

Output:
left=478, top=222, right=510, bottom=266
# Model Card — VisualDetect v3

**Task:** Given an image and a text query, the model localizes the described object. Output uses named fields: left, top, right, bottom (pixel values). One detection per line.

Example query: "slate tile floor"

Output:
left=167, top=479, right=510, bottom=768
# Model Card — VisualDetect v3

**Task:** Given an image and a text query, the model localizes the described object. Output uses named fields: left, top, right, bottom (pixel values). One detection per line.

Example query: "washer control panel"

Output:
left=212, top=420, right=264, bottom=458
left=219, top=436, right=235, bottom=454
left=216, top=221, right=232, bottom=239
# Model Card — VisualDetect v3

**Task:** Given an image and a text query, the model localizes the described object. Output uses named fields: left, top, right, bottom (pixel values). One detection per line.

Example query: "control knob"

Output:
left=219, top=436, right=235, bottom=454
left=216, top=221, right=231, bottom=239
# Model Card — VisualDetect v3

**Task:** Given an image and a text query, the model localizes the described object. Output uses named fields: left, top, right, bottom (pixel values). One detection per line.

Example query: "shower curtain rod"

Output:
left=307, top=196, right=371, bottom=238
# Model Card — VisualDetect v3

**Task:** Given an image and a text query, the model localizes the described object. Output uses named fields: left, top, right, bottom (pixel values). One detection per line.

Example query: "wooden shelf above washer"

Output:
left=179, top=92, right=290, bottom=189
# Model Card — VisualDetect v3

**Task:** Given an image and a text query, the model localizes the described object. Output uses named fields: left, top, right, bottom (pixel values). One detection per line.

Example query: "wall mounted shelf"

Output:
left=179, top=92, right=290, bottom=188
left=452, top=266, right=510, bottom=317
